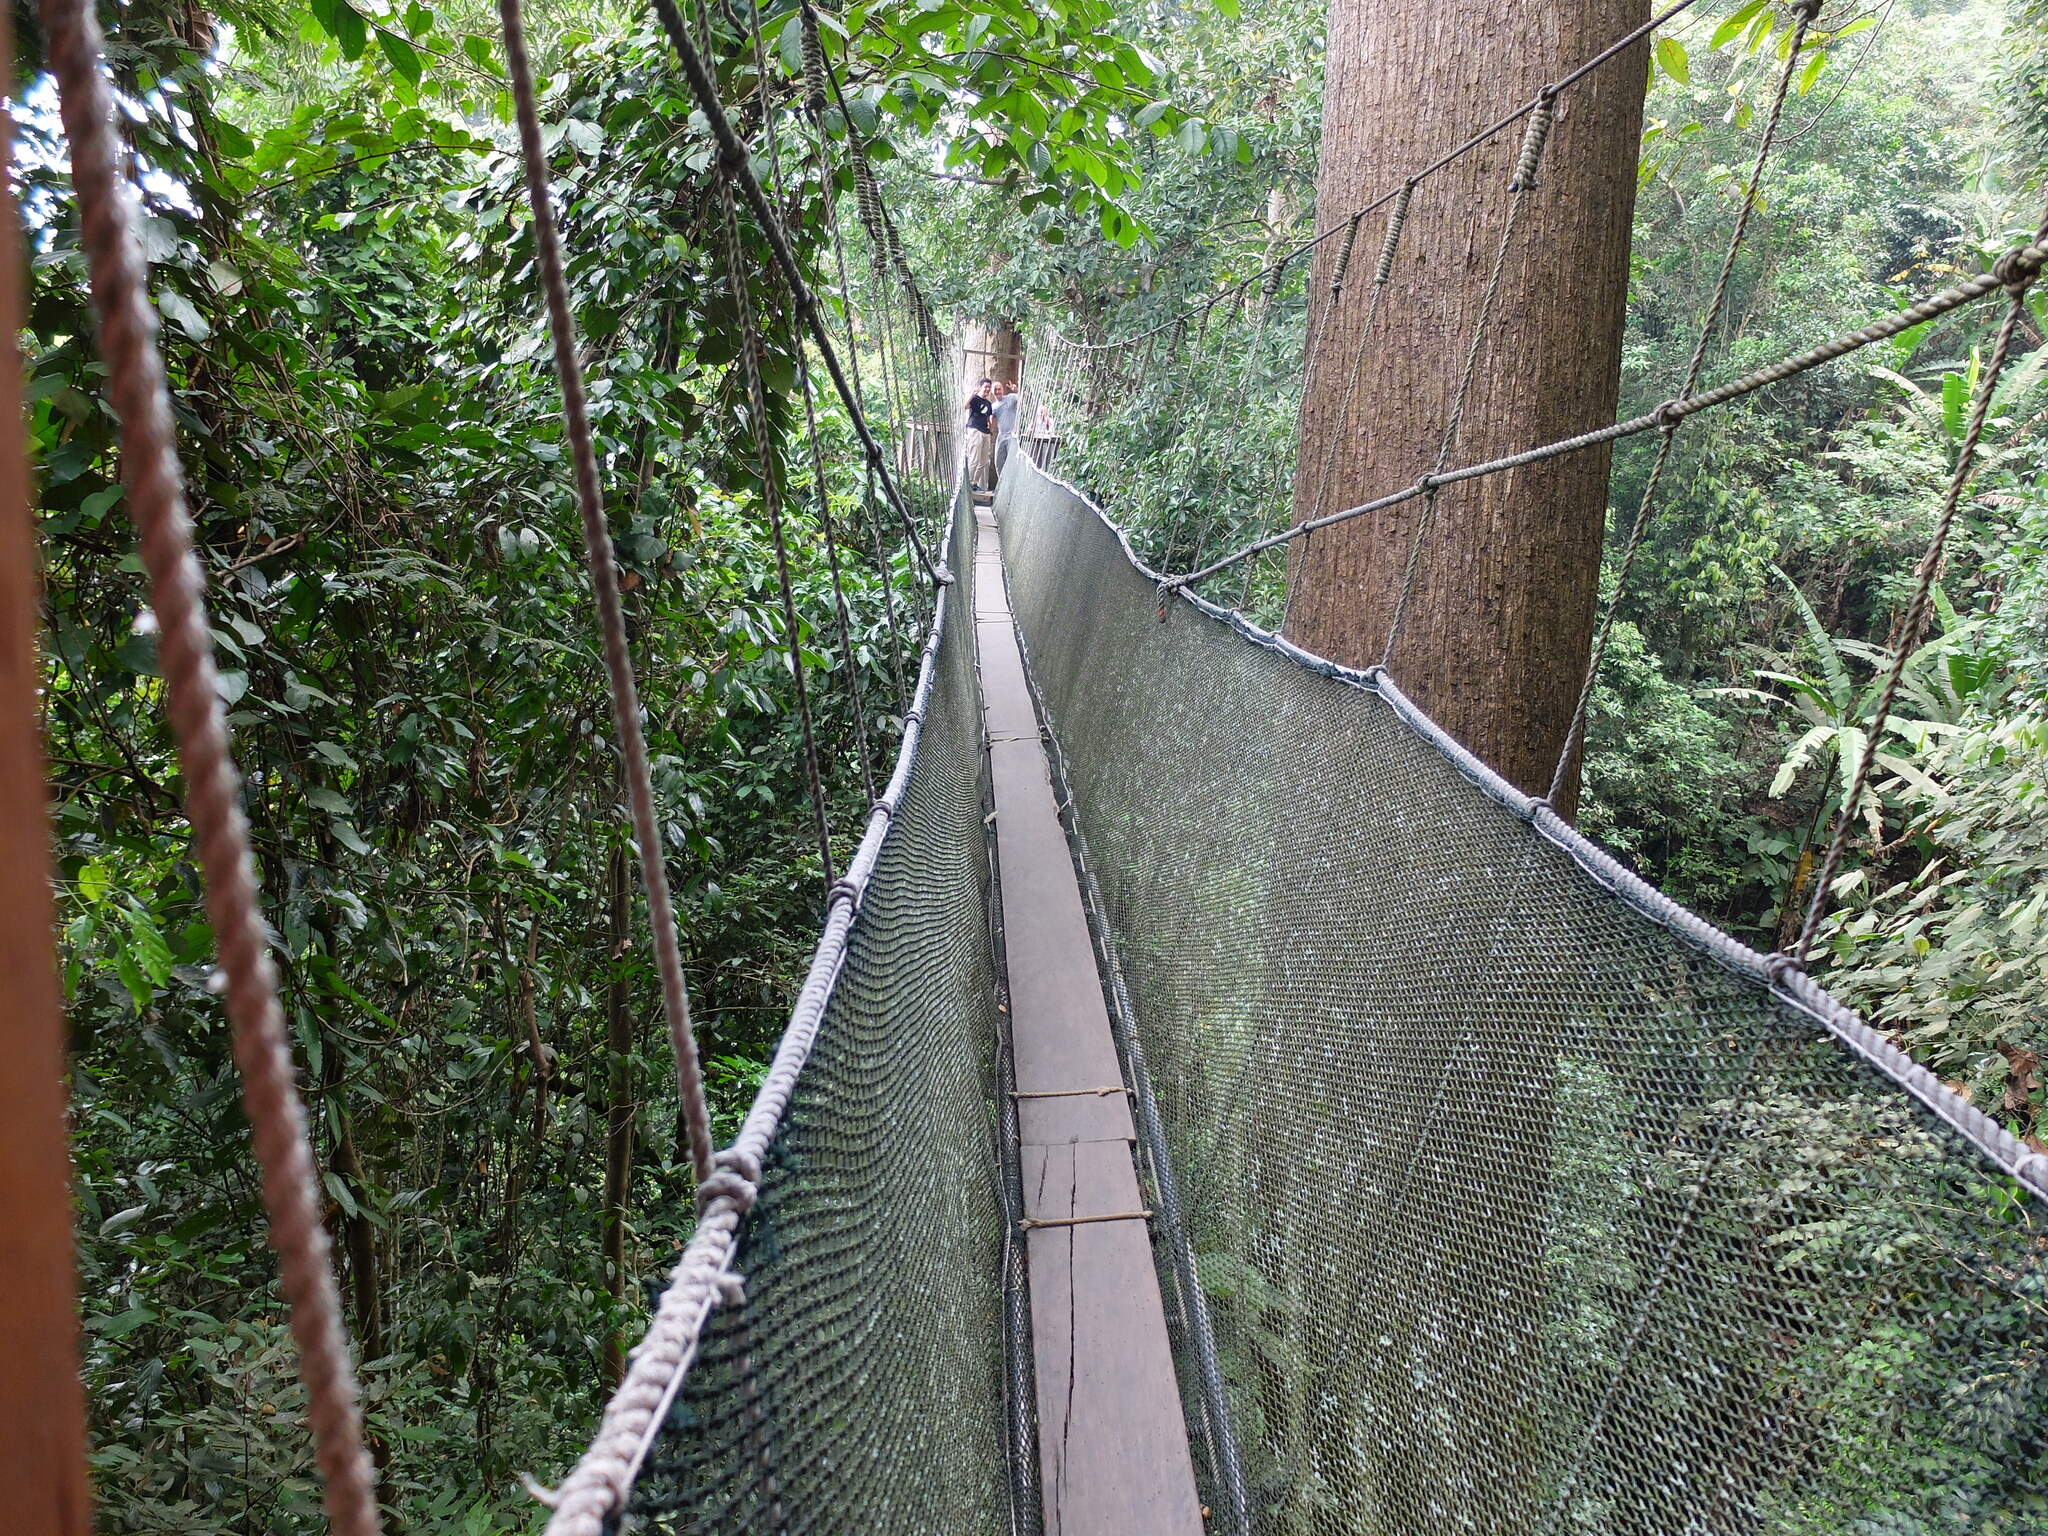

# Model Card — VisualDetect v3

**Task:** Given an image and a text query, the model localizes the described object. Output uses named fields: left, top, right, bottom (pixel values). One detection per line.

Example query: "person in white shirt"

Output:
left=991, top=379, right=1021, bottom=485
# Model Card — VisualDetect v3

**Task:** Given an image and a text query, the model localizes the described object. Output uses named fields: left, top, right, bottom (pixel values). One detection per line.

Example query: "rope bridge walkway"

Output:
left=18, top=0, right=2048, bottom=1530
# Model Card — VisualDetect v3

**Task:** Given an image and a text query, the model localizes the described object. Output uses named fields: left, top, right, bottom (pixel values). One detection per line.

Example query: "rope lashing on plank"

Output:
left=41, top=0, right=383, bottom=1527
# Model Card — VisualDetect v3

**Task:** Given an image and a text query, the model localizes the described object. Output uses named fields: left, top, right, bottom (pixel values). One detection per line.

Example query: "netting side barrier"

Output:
left=570, top=477, right=1015, bottom=1536
left=995, top=456, right=2048, bottom=1536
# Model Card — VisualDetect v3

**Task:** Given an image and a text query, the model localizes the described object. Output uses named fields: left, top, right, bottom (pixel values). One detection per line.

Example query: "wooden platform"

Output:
left=974, top=506, right=1205, bottom=1536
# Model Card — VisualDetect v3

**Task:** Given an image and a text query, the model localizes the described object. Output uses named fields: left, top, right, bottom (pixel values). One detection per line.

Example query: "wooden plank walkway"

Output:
left=974, top=506, right=1205, bottom=1536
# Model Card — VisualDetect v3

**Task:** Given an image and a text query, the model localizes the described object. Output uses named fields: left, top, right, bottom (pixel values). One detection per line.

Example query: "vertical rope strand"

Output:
left=42, top=0, right=382, bottom=1528
left=715, top=178, right=839, bottom=887
left=1379, top=99, right=1551, bottom=669
left=499, top=0, right=718, bottom=1183
left=1795, top=245, right=2043, bottom=961
left=1283, top=180, right=1415, bottom=634
left=801, top=355, right=878, bottom=803
left=1546, top=1, right=1821, bottom=805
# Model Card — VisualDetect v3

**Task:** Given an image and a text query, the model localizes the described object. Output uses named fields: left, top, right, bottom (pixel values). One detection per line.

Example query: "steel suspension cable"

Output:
left=499, top=0, right=720, bottom=1186
left=42, top=0, right=382, bottom=1527
left=1546, top=0, right=1822, bottom=806
left=1793, top=219, right=2048, bottom=963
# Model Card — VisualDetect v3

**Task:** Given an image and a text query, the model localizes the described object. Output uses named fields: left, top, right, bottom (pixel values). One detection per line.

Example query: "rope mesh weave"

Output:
left=625, top=491, right=1012, bottom=1534
left=996, top=460, right=2048, bottom=1536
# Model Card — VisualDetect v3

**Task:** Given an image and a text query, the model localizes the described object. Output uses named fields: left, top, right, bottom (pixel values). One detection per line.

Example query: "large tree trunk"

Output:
left=1286, top=0, right=1649, bottom=816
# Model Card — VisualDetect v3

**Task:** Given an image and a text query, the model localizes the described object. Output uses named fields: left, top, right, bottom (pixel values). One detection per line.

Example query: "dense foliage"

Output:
left=27, top=0, right=1183, bottom=1526
left=33, top=0, right=2048, bottom=1529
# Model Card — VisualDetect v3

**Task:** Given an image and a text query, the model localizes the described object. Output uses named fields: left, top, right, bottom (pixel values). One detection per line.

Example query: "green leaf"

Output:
left=329, top=0, right=368, bottom=59
left=378, top=29, right=424, bottom=86
left=154, top=287, right=210, bottom=342
left=325, top=1171, right=361, bottom=1220
left=1176, top=119, right=1206, bottom=155
left=462, top=33, right=501, bottom=75
left=211, top=118, right=255, bottom=159
left=1797, top=45, right=1827, bottom=94
left=1655, top=35, right=1690, bottom=85
left=121, top=904, right=174, bottom=988
left=1942, top=370, right=1966, bottom=442
left=99, top=1206, right=149, bottom=1239
left=1213, top=0, right=1239, bottom=16
left=1710, top=0, right=1768, bottom=50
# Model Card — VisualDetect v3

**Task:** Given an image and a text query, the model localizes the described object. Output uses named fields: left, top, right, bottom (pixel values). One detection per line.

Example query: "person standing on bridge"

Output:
left=991, top=378, right=1020, bottom=484
left=965, top=378, right=995, bottom=491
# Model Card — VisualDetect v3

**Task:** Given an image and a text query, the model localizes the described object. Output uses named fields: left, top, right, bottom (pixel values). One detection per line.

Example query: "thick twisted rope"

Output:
left=1546, top=0, right=1821, bottom=805
left=500, top=0, right=719, bottom=1185
left=1793, top=225, right=2047, bottom=962
left=1162, top=239, right=2048, bottom=591
left=42, top=0, right=382, bottom=1529
left=1378, top=98, right=1552, bottom=668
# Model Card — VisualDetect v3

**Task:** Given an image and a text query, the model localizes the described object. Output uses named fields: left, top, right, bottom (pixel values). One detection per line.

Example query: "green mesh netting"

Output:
left=626, top=491, right=1015, bottom=1535
left=996, top=461, right=2048, bottom=1536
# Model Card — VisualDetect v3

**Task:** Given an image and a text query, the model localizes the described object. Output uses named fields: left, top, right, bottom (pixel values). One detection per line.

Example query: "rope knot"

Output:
left=1790, top=0, right=1824, bottom=18
left=1651, top=397, right=1687, bottom=431
left=1508, top=96, right=1557, bottom=192
left=1992, top=240, right=2046, bottom=293
left=1374, top=182, right=1416, bottom=285
left=717, top=142, right=748, bottom=175
left=696, top=1147, right=762, bottom=1216
left=1761, top=951, right=1807, bottom=987
left=826, top=876, right=862, bottom=913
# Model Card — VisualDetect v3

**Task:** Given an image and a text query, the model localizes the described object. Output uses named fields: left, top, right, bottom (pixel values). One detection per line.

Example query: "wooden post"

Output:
left=0, top=1, right=95, bottom=1524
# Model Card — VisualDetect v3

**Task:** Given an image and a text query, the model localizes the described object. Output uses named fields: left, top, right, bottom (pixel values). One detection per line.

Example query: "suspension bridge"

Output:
left=5, top=0, right=2047, bottom=1532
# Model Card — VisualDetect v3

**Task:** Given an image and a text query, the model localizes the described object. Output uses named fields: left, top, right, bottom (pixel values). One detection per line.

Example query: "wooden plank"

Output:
left=1022, top=1142, right=1204, bottom=1536
left=0, top=23, right=95, bottom=1528
left=977, top=508, right=1202, bottom=1536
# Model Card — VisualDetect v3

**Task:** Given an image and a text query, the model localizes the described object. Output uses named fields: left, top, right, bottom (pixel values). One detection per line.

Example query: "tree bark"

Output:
left=600, top=842, right=635, bottom=1388
left=1286, top=0, right=1649, bottom=816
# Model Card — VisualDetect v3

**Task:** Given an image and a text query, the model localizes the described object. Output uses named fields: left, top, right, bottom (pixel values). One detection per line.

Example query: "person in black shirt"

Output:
left=965, top=378, right=995, bottom=490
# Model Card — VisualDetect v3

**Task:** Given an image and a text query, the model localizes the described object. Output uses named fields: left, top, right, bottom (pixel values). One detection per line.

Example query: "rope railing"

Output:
left=1142, top=244, right=2047, bottom=591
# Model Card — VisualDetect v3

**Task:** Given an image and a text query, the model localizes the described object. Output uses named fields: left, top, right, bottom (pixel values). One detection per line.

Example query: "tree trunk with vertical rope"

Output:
left=1286, top=0, right=1650, bottom=817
